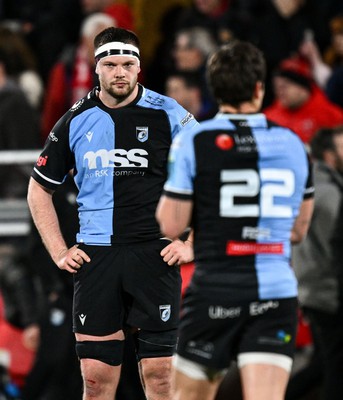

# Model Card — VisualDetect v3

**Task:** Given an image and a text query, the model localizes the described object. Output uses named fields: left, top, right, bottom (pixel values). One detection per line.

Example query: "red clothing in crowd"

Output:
left=264, top=86, right=343, bottom=144
left=104, top=3, right=135, bottom=31
left=41, top=44, right=96, bottom=141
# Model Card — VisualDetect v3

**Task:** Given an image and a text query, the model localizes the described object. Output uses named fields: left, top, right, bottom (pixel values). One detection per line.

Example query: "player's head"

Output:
left=206, top=40, right=266, bottom=108
left=94, top=27, right=140, bottom=66
left=93, top=27, right=141, bottom=102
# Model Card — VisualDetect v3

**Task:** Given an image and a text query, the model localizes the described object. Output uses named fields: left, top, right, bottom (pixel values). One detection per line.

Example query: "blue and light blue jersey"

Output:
left=164, top=113, right=314, bottom=300
left=32, top=85, right=198, bottom=244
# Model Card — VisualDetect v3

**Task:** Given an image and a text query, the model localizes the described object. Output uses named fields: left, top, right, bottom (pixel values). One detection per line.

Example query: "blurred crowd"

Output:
left=1, top=0, right=343, bottom=399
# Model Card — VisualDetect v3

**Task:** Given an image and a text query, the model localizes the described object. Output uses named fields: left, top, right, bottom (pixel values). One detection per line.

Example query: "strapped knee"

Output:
left=76, top=340, right=124, bottom=366
left=135, top=329, right=177, bottom=361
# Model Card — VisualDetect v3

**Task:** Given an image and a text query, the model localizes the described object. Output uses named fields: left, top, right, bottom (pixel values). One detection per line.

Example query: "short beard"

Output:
left=103, top=79, right=137, bottom=102
left=109, top=87, right=130, bottom=100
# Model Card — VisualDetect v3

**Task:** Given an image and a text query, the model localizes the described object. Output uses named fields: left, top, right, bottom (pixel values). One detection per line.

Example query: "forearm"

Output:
left=156, top=195, right=192, bottom=239
left=27, top=178, right=68, bottom=265
left=291, top=198, right=314, bottom=244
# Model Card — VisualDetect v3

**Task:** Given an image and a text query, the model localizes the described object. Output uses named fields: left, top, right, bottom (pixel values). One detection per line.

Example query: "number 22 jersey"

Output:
left=163, top=113, right=314, bottom=301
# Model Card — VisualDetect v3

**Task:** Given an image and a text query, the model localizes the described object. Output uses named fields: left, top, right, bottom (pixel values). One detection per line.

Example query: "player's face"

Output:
left=96, top=55, right=141, bottom=101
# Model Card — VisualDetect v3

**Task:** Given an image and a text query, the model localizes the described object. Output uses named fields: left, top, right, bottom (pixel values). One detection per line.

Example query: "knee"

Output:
left=140, top=357, right=172, bottom=395
left=81, top=358, right=120, bottom=398
left=81, top=359, right=106, bottom=397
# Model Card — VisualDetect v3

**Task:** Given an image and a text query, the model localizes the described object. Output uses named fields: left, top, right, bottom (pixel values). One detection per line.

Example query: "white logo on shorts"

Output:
left=249, top=301, right=279, bottom=316
left=159, top=305, right=171, bottom=322
left=79, top=314, right=87, bottom=325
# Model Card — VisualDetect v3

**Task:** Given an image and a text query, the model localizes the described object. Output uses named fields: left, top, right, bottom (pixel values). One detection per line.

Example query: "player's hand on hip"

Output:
left=160, top=239, right=194, bottom=266
left=57, top=244, right=91, bottom=273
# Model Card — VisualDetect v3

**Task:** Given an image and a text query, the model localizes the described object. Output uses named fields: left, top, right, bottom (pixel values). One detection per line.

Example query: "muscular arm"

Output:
left=27, top=178, right=66, bottom=262
left=291, top=197, right=314, bottom=244
left=156, top=195, right=194, bottom=265
left=27, top=178, right=90, bottom=272
left=156, top=195, right=193, bottom=240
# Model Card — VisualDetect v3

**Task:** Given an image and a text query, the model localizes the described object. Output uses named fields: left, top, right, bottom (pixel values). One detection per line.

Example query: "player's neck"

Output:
left=219, top=102, right=259, bottom=114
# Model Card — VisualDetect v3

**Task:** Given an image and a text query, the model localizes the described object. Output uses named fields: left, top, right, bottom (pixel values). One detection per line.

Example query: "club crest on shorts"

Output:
left=159, top=305, right=171, bottom=322
left=136, top=126, right=148, bottom=142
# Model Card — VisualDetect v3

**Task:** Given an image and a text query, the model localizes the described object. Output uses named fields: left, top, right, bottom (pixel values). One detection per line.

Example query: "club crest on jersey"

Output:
left=159, top=305, right=171, bottom=322
left=136, top=126, right=148, bottom=142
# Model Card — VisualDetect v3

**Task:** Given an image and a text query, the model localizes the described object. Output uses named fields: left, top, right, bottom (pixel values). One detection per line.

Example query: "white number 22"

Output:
left=220, top=168, right=295, bottom=218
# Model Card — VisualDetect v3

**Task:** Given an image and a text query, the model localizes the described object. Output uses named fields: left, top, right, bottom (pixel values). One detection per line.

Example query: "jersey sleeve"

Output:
left=163, top=129, right=196, bottom=200
left=31, top=112, right=75, bottom=191
left=138, top=87, right=199, bottom=139
left=166, top=98, right=199, bottom=139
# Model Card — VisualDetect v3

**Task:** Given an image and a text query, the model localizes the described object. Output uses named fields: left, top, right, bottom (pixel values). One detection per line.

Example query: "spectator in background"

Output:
left=41, top=12, right=116, bottom=140
left=172, top=26, right=218, bottom=112
left=0, top=25, right=43, bottom=109
left=264, top=55, right=343, bottom=145
left=175, top=0, right=252, bottom=44
left=80, top=0, right=135, bottom=31
left=141, top=23, right=219, bottom=116
left=298, top=15, right=343, bottom=101
left=298, top=28, right=332, bottom=90
left=173, top=26, right=218, bottom=74
left=0, top=43, right=40, bottom=198
left=144, top=4, right=187, bottom=94
left=322, top=15, right=343, bottom=69
left=165, top=71, right=217, bottom=121
left=290, top=126, right=343, bottom=400
left=1, top=0, right=82, bottom=83
left=246, top=0, right=309, bottom=106
left=323, top=15, right=343, bottom=108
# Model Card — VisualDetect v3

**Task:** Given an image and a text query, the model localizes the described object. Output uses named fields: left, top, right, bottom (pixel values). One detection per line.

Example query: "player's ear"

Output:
left=95, top=61, right=100, bottom=74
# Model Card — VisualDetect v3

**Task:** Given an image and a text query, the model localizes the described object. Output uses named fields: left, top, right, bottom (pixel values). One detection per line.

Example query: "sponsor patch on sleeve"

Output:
left=180, top=112, right=194, bottom=127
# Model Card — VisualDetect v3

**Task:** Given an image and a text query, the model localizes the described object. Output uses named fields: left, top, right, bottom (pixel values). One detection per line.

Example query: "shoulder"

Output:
left=138, top=86, right=198, bottom=130
left=138, top=86, right=183, bottom=112
left=50, top=89, right=97, bottom=135
left=68, top=89, right=98, bottom=116
left=176, top=117, right=227, bottom=148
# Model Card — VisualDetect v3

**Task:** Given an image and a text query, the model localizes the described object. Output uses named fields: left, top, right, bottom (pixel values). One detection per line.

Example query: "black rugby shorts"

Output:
left=72, top=239, right=181, bottom=335
left=177, top=287, right=298, bottom=371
